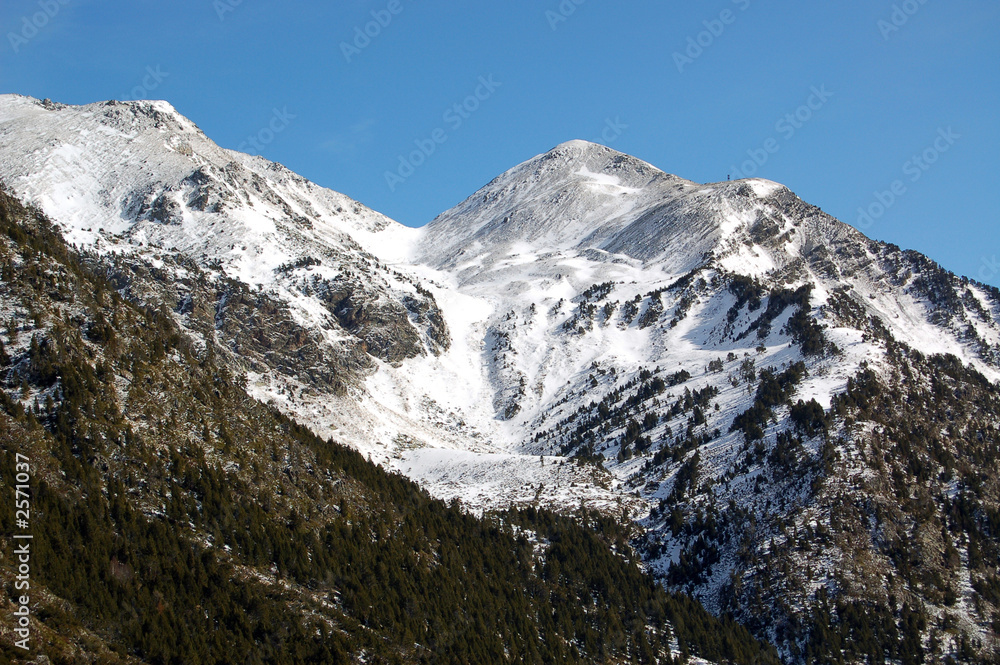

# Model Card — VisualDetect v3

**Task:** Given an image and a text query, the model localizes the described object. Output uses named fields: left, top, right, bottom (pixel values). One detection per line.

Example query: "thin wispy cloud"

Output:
left=321, top=117, right=377, bottom=156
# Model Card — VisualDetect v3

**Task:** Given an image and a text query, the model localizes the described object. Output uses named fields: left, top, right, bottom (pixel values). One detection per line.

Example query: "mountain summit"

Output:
left=418, top=139, right=799, bottom=277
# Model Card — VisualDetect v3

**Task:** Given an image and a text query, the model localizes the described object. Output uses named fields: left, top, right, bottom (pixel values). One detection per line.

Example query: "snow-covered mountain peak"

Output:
left=0, top=94, right=198, bottom=138
left=415, top=139, right=800, bottom=280
left=0, top=94, right=404, bottom=265
left=536, top=138, right=670, bottom=180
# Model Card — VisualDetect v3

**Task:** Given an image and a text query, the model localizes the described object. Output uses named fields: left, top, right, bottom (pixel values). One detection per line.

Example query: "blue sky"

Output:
left=2, top=0, right=998, bottom=285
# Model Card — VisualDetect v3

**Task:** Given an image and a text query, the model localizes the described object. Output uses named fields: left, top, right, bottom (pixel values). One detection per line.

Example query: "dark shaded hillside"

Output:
left=638, top=325, right=1000, bottom=663
left=0, top=186, right=777, bottom=664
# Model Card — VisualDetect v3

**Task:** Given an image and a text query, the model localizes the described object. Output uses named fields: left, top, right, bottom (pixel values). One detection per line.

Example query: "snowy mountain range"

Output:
left=2, top=94, right=998, bottom=663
